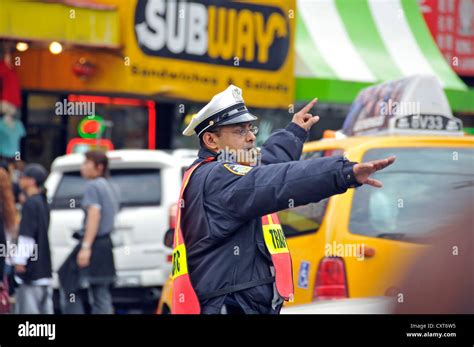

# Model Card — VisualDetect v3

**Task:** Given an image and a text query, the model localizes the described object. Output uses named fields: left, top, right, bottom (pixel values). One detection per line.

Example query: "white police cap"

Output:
left=183, top=85, right=258, bottom=137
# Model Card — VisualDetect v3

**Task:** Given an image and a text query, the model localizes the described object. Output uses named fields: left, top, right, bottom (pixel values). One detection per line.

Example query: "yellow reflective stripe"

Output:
left=171, top=244, right=189, bottom=279
left=263, top=223, right=289, bottom=255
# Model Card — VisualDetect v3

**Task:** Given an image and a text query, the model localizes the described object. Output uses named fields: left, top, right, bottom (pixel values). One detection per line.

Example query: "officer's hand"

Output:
left=292, top=98, right=320, bottom=131
left=353, top=156, right=396, bottom=188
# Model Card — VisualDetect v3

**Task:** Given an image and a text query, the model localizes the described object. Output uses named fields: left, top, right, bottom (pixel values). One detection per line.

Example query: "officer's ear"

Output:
left=201, top=131, right=220, bottom=151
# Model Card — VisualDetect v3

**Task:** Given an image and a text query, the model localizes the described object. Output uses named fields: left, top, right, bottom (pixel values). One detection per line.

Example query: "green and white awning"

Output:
left=296, top=0, right=474, bottom=112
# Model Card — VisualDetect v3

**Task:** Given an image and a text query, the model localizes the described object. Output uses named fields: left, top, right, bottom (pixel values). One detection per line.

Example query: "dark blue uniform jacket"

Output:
left=181, top=123, right=359, bottom=314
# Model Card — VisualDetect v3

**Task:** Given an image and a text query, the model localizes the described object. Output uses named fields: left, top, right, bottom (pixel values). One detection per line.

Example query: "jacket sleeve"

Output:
left=260, top=123, right=308, bottom=164
left=205, top=156, right=359, bottom=222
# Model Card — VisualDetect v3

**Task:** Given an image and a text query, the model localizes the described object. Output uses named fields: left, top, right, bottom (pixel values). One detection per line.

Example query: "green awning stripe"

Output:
left=334, top=0, right=402, bottom=81
left=296, top=77, right=368, bottom=104
left=401, top=0, right=467, bottom=91
left=295, top=12, right=336, bottom=79
left=295, top=77, right=474, bottom=113
left=445, top=89, right=474, bottom=114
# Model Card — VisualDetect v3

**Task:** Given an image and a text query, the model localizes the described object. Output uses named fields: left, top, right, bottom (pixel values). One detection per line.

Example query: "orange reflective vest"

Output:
left=172, top=159, right=294, bottom=314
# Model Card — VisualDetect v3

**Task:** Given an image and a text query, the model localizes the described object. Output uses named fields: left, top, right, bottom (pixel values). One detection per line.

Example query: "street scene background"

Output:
left=0, top=0, right=473, bottom=317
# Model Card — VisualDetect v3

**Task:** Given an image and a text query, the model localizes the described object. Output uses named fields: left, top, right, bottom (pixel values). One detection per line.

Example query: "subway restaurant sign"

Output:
left=134, top=0, right=289, bottom=71
left=17, top=0, right=295, bottom=108
left=131, top=0, right=295, bottom=107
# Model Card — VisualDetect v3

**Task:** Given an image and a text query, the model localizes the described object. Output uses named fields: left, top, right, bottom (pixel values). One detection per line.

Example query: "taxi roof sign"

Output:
left=341, top=75, right=464, bottom=137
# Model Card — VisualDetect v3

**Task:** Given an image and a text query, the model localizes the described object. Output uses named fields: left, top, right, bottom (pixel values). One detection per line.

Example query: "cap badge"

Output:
left=232, top=87, right=243, bottom=102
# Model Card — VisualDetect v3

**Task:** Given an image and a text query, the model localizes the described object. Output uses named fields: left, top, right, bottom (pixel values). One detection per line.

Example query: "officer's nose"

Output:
left=247, top=130, right=256, bottom=142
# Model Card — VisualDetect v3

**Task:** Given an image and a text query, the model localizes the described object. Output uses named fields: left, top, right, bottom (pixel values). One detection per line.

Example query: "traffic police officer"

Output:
left=173, top=85, right=395, bottom=314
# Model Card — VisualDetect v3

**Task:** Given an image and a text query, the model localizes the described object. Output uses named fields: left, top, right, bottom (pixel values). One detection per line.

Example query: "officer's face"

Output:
left=206, top=122, right=256, bottom=152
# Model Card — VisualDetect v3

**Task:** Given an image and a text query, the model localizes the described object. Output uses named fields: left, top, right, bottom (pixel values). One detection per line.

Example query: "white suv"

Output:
left=45, top=149, right=197, bottom=311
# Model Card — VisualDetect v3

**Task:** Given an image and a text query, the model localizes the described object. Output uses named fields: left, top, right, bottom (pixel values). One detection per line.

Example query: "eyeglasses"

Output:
left=217, top=125, right=259, bottom=137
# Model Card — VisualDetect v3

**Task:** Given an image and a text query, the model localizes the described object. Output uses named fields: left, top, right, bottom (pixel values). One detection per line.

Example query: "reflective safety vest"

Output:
left=171, top=158, right=294, bottom=314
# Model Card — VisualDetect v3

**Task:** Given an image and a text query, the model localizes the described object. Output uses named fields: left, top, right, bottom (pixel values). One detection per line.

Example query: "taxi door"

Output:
left=333, top=140, right=469, bottom=299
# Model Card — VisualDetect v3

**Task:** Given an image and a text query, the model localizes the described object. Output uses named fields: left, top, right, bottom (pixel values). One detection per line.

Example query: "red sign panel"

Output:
left=421, top=0, right=474, bottom=76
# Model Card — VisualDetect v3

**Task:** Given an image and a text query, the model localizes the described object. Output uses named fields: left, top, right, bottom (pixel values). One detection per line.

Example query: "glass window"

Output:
left=25, top=94, right=66, bottom=169
left=67, top=102, right=149, bottom=150
left=51, top=172, right=84, bottom=208
left=349, top=148, right=474, bottom=243
left=278, top=200, right=329, bottom=237
left=51, top=168, right=161, bottom=209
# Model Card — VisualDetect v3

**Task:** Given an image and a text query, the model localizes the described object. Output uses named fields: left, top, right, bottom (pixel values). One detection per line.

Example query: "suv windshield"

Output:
left=349, top=147, right=474, bottom=242
left=51, top=169, right=161, bottom=209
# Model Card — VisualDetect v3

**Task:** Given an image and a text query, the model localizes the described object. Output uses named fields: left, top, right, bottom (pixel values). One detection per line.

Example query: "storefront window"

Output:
left=24, top=94, right=65, bottom=169
left=66, top=96, right=149, bottom=151
left=23, top=93, right=151, bottom=169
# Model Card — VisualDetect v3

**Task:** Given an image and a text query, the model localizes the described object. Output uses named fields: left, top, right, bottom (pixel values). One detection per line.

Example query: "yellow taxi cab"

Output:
left=157, top=75, right=474, bottom=313
left=282, top=134, right=473, bottom=305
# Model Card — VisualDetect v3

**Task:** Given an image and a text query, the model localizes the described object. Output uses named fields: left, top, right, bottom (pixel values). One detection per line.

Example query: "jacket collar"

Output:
left=188, top=147, right=218, bottom=168
left=198, top=147, right=218, bottom=160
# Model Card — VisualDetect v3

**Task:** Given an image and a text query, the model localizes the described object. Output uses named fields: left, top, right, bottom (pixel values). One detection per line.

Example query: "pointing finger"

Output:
left=386, top=156, right=396, bottom=164
left=373, top=156, right=396, bottom=170
left=354, top=162, right=375, bottom=175
left=372, top=159, right=389, bottom=170
left=300, top=98, right=318, bottom=114
left=366, top=178, right=383, bottom=188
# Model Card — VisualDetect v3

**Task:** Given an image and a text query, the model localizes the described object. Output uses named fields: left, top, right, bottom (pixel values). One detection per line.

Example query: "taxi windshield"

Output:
left=349, top=147, right=474, bottom=242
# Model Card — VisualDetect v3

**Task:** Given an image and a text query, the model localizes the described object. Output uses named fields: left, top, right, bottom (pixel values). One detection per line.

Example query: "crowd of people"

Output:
left=0, top=150, right=119, bottom=314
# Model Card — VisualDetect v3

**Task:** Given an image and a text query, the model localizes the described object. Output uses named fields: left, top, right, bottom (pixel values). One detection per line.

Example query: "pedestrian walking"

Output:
left=59, top=150, right=119, bottom=314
